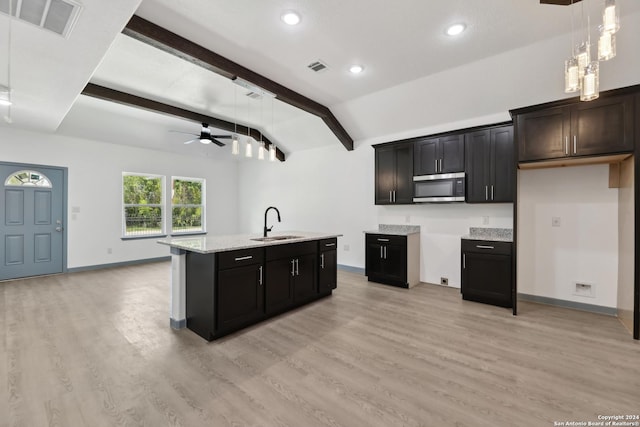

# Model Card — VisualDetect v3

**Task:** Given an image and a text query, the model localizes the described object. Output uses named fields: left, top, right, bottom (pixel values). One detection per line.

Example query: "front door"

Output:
left=0, top=164, right=65, bottom=280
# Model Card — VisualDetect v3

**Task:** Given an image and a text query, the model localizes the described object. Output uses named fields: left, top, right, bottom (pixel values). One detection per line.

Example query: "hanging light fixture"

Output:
left=561, top=0, right=620, bottom=101
left=231, top=85, right=239, bottom=155
left=244, top=90, right=253, bottom=158
left=269, top=96, right=277, bottom=162
left=258, top=96, right=265, bottom=160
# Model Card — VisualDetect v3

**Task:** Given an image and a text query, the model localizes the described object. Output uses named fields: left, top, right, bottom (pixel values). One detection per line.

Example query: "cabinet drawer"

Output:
left=462, top=239, right=512, bottom=255
left=217, top=248, right=264, bottom=270
left=319, top=238, right=337, bottom=251
left=365, top=233, right=406, bottom=246
left=266, top=241, right=318, bottom=261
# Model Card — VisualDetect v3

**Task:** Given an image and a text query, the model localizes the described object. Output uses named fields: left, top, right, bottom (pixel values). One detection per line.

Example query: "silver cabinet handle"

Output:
left=325, top=243, right=336, bottom=247
left=485, top=186, right=488, bottom=201
left=384, top=246, right=387, bottom=259
left=476, top=245, right=495, bottom=249
left=235, top=255, right=253, bottom=261
left=389, top=191, right=392, bottom=203
left=291, top=259, right=295, bottom=276
left=463, top=253, right=466, bottom=269
left=565, top=136, right=569, bottom=155
left=573, top=135, right=577, bottom=154
left=377, top=238, right=390, bottom=242
left=491, top=185, right=494, bottom=201
left=320, top=253, right=325, bottom=269
left=380, top=246, right=383, bottom=258
left=295, top=258, right=299, bottom=276
left=258, top=265, right=263, bottom=285
left=435, top=159, right=438, bottom=173
left=439, top=159, right=442, bottom=173
left=393, top=190, right=396, bottom=203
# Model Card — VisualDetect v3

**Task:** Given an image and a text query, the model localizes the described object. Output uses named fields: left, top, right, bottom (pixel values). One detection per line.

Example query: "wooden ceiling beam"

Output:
left=81, top=83, right=286, bottom=162
left=539, top=0, right=582, bottom=5
left=122, top=15, right=354, bottom=152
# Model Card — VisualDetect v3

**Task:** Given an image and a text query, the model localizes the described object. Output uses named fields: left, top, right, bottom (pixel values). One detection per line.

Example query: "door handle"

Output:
left=258, top=265, right=263, bottom=286
left=295, top=259, right=299, bottom=276
left=291, top=259, right=295, bottom=276
left=55, top=226, right=63, bottom=232
left=320, top=253, right=325, bottom=269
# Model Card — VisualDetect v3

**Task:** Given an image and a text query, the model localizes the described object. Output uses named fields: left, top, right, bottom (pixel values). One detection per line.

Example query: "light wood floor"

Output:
left=1, top=262, right=639, bottom=427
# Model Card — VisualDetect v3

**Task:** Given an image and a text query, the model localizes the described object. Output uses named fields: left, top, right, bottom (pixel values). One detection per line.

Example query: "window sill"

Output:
left=121, top=234, right=168, bottom=241
left=170, top=231, right=207, bottom=237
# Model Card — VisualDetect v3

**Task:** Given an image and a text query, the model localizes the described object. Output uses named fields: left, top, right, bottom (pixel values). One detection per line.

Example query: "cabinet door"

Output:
left=517, top=106, right=570, bottom=162
left=462, top=252, right=511, bottom=308
left=319, top=250, right=337, bottom=291
left=265, top=258, right=294, bottom=314
left=375, top=146, right=396, bottom=204
left=490, top=126, right=514, bottom=203
left=414, top=137, right=439, bottom=175
left=217, top=264, right=264, bottom=332
left=440, top=135, right=465, bottom=173
left=465, top=130, right=490, bottom=203
left=365, top=242, right=384, bottom=276
left=394, top=143, right=414, bottom=204
left=294, top=253, right=318, bottom=301
left=572, top=94, right=635, bottom=156
left=383, top=243, right=407, bottom=284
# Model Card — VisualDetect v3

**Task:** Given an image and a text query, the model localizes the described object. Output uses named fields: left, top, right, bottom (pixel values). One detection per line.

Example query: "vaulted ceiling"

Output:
left=1, top=0, right=640, bottom=157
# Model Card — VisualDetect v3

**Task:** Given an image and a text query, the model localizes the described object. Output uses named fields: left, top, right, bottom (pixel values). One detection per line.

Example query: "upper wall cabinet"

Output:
left=374, top=142, right=413, bottom=205
left=513, top=92, right=635, bottom=163
left=465, top=125, right=514, bottom=203
left=414, top=134, right=464, bottom=175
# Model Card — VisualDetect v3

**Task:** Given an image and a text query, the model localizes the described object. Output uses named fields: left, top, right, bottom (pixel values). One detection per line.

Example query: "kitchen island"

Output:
left=158, top=231, right=341, bottom=341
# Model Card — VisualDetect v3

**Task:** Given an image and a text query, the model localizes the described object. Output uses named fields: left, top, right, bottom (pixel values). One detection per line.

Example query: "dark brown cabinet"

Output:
left=461, top=239, right=512, bottom=308
left=465, top=125, right=514, bottom=203
left=374, top=142, right=413, bottom=205
left=414, top=134, right=464, bottom=175
left=266, top=241, right=318, bottom=314
left=365, top=234, right=408, bottom=288
left=217, top=260, right=264, bottom=333
left=319, top=238, right=338, bottom=292
left=515, top=93, right=634, bottom=162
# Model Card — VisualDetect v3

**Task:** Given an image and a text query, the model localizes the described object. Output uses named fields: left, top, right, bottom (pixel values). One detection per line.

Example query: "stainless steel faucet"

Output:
left=263, top=206, right=281, bottom=237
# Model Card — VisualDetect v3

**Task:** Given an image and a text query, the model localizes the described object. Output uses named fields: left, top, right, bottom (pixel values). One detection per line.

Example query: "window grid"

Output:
left=122, top=173, right=165, bottom=238
left=171, top=177, right=205, bottom=235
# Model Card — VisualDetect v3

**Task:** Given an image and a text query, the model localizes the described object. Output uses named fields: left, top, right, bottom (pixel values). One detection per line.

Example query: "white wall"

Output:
left=0, top=126, right=239, bottom=269
left=518, top=165, right=619, bottom=308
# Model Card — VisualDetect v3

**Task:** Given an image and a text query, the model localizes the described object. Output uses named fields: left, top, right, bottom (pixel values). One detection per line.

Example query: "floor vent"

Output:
left=0, top=0, right=83, bottom=38
left=307, top=60, right=328, bottom=73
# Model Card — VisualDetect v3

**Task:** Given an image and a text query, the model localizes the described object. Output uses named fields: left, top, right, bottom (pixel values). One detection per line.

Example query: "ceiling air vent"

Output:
left=307, top=60, right=328, bottom=73
left=0, top=0, right=83, bottom=38
left=245, top=91, right=262, bottom=100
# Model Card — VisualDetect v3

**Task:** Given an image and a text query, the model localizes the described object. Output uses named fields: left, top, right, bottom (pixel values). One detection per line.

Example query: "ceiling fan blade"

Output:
left=210, top=135, right=232, bottom=139
left=184, top=139, right=199, bottom=145
left=169, top=130, right=199, bottom=136
left=210, top=138, right=226, bottom=147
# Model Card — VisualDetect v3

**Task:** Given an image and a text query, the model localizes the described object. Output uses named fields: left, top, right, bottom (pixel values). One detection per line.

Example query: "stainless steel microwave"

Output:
left=413, top=172, right=465, bottom=203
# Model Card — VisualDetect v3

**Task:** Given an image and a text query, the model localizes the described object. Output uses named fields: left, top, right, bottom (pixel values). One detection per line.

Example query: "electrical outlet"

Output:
left=343, top=244, right=350, bottom=252
left=440, top=277, right=448, bottom=286
left=552, top=217, right=561, bottom=227
left=405, top=215, right=411, bottom=223
left=107, top=248, right=112, bottom=254
left=482, top=216, right=490, bottom=225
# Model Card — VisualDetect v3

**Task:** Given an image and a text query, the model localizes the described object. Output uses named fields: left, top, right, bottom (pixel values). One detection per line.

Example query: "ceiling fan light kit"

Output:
left=560, top=0, right=620, bottom=101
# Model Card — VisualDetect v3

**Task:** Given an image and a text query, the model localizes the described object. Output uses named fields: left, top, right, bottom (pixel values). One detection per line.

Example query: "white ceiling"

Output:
left=1, top=0, right=640, bottom=157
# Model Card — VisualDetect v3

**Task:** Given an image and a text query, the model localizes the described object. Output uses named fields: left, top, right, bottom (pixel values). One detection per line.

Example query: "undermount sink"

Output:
left=251, top=235, right=302, bottom=242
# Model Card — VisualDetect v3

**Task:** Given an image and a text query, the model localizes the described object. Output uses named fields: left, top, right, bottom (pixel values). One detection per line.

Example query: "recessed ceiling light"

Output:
left=446, top=23, right=466, bottom=36
left=349, top=65, right=364, bottom=74
left=281, top=11, right=301, bottom=26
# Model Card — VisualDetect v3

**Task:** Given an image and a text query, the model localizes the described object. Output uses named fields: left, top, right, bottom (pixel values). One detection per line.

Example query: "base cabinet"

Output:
left=319, top=238, right=338, bottom=292
left=461, top=239, right=512, bottom=308
left=186, top=238, right=336, bottom=341
left=365, top=233, right=419, bottom=288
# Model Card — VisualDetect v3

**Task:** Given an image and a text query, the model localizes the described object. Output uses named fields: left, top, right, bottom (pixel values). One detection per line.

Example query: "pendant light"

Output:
left=269, top=96, right=277, bottom=162
left=258, top=96, right=265, bottom=160
left=245, top=91, right=253, bottom=158
left=231, top=85, right=239, bottom=155
left=564, top=0, right=579, bottom=93
left=581, top=61, right=599, bottom=101
left=602, top=0, right=619, bottom=33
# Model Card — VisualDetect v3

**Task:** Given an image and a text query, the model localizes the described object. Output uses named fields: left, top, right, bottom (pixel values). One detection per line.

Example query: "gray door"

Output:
left=0, top=165, right=65, bottom=280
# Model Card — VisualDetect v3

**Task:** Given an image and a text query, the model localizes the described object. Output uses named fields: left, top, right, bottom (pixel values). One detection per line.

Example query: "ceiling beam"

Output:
left=122, top=15, right=354, bottom=151
left=539, top=0, right=582, bottom=5
left=81, top=83, right=286, bottom=162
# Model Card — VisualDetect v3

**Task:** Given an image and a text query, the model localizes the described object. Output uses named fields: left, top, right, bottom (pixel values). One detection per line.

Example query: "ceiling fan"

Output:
left=171, top=123, right=232, bottom=147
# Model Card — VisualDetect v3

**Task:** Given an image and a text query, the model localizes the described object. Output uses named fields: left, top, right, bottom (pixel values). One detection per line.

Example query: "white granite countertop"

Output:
left=158, top=231, right=342, bottom=254
left=364, top=224, right=421, bottom=236
left=461, top=227, right=513, bottom=242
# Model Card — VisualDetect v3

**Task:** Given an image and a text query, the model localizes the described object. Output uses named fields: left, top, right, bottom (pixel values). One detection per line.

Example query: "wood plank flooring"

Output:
left=1, top=262, right=639, bottom=427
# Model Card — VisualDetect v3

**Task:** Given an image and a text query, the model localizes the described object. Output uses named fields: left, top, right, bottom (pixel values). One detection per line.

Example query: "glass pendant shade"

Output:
left=245, top=138, right=253, bottom=158
left=0, top=86, right=11, bottom=106
left=564, top=58, right=580, bottom=93
left=598, top=27, right=616, bottom=61
left=258, top=142, right=265, bottom=160
left=602, top=0, right=619, bottom=34
left=231, top=136, right=239, bottom=155
left=580, top=62, right=600, bottom=101
left=269, top=145, right=277, bottom=162
left=575, top=42, right=590, bottom=79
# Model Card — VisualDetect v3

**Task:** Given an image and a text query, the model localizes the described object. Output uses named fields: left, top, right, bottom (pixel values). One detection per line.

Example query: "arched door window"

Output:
left=4, top=170, right=52, bottom=188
